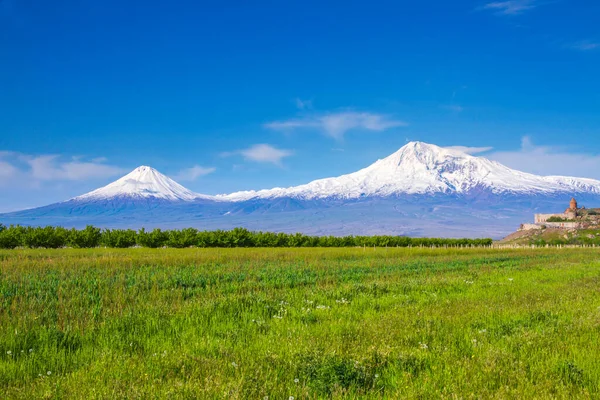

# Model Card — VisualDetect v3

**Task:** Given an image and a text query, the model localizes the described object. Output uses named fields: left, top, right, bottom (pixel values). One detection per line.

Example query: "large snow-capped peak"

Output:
left=74, top=166, right=203, bottom=201
left=220, top=141, right=600, bottom=201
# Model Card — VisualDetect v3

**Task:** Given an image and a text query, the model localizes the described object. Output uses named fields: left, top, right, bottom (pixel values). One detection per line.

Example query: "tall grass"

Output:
left=1, top=247, right=599, bottom=398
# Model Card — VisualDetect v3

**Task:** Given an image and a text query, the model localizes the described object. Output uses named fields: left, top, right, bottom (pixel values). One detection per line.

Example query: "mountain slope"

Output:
left=220, top=142, right=600, bottom=201
left=74, top=166, right=205, bottom=201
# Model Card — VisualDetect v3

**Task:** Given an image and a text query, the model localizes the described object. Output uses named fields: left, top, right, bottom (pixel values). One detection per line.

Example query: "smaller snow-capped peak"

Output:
left=74, top=166, right=204, bottom=201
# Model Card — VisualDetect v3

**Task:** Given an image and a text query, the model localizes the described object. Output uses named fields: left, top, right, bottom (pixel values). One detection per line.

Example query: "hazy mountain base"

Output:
left=3, top=194, right=598, bottom=239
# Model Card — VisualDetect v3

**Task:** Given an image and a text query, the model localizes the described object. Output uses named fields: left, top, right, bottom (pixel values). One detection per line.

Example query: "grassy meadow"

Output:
left=1, top=247, right=599, bottom=399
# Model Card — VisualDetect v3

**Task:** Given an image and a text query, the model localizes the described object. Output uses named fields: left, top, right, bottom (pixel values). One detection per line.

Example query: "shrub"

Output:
left=68, top=225, right=102, bottom=248
left=0, top=225, right=494, bottom=249
left=547, top=216, right=569, bottom=223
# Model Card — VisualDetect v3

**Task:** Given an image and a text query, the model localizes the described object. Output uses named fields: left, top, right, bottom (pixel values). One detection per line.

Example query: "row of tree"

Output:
left=0, top=224, right=493, bottom=249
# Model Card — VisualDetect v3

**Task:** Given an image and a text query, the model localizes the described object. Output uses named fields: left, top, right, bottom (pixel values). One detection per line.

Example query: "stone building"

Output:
left=527, top=198, right=583, bottom=230
left=564, top=198, right=578, bottom=219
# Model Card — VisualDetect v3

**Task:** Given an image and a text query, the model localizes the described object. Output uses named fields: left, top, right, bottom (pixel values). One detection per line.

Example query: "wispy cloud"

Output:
left=488, top=136, right=600, bottom=179
left=445, top=146, right=493, bottom=154
left=295, top=98, right=313, bottom=110
left=0, top=160, right=18, bottom=179
left=441, top=104, right=464, bottom=113
left=0, top=152, right=126, bottom=186
left=222, top=144, right=293, bottom=166
left=265, top=111, right=407, bottom=140
left=567, top=40, right=600, bottom=52
left=174, top=165, right=216, bottom=181
left=23, top=155, right=126, bottom=181
left=480, top=0, right=537, bottom=15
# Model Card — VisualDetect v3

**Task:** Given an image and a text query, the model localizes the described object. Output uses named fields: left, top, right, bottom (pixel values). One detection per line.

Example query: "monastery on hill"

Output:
left=535, top=198, right=581, bottom=224
left=520, top=198, right=600, bottom=231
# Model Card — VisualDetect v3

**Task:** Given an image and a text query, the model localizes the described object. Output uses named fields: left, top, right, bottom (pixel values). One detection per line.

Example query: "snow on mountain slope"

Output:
left=74, top=166, right=207, bottom=202
left=219, top=142, right=600, bottom=201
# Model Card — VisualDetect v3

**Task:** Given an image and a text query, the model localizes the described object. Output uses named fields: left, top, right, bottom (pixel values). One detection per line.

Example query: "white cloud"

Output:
left=222, top=144, right=293, bottom=166
left=23, top=155, right=126, bottom=181
left=0, top=160, right=18, bottom=179
left=567, top=40, right=600, bottom=52
left=480, top=0, right=536, bottom=15
left=488, top=136, right=600, bottom=179
left=0, top=152, right=126, bottom=186
left=265, top=111, right=407, bottom=140
left=446, top=146, right=493, bottom=154
left=175, top=165, right=216, bottom=181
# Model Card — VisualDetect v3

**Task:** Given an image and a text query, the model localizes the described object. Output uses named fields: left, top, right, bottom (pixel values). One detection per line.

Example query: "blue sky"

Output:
left=1, top=0, right=599, bottom=211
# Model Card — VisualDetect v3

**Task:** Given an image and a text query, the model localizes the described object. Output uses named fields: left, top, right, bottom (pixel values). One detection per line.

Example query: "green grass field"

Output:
left=1, top=248, right=599, bottom=399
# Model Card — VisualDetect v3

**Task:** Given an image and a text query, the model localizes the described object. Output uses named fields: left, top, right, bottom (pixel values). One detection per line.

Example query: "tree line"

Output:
left=0, top=224, right=493, bottom=249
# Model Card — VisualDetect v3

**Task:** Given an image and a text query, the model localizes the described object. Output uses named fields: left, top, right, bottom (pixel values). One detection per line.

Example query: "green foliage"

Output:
left=546, top=216, right=574, bottom=222
left=67, top=226, right=102, bottom=248
left=136, top=228, right=169, bottom=248
left=0, top=224, right=494, bottom=249
left=22, top=226, right=69, bottom=248
left=0, top=225, right=23, bottom=249
left=99, top=229, right=137, bottom=248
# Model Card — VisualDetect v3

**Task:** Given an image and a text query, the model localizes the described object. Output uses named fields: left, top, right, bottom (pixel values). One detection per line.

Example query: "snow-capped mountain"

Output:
left=3, top=142, right=600, bottom=238
left=74, top=166, right=206, bottom=202
left=220, top=142, right=600, bottom=201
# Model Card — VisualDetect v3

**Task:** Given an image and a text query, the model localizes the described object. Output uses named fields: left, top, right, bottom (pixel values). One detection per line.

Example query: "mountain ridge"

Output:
left=3, top=141, right=600, bottom=239
left=218, top=142, right=600, bottom=201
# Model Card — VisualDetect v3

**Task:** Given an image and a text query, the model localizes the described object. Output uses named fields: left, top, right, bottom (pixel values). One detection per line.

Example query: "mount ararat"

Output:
left=3, top=142, right=600, bottom=238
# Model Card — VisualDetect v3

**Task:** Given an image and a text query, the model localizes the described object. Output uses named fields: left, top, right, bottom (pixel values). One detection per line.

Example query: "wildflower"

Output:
left=465, top=280, right=474, bottom=284
left=29, top=348, right=33, bottom=353
left=294, top=378, right=299, bottom=383
left=47, top=371, right=52, bottom=376
left=478, top=329, right=487, bottom=334
left=336, top=298, right=349, bottom=304
left=316, top=305, right=330, bottom=310
left=6, top=350, right=11, bottom=355
left=508, top=278, right=514, bottom=281
left=273, top=315, right=283, bottom=319
left=231, top=362, right=238, bottom=368
left=289, top=397, right=295, bottom=400
left=419, top=342, right=428, bottom=350
left=375, top=374, right=380, bottom=378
